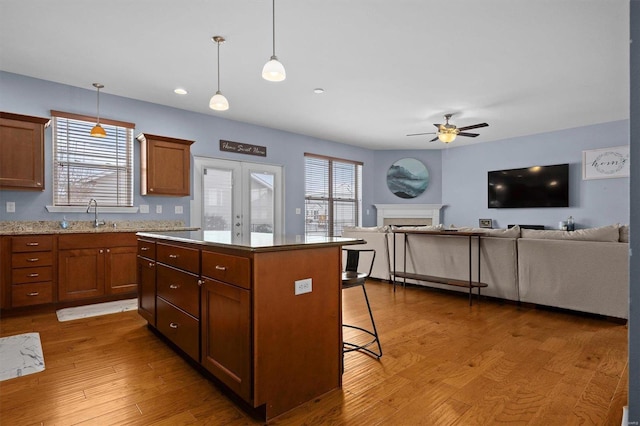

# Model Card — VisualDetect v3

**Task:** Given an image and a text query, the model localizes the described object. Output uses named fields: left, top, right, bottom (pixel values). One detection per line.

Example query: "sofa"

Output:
left=341, top=224, right=629, bottom=319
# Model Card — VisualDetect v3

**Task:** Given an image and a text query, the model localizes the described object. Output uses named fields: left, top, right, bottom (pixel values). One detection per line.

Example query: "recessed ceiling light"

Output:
left=174, top=88, right=188, bottom=95
left=313, top=88, right=325, bottom=94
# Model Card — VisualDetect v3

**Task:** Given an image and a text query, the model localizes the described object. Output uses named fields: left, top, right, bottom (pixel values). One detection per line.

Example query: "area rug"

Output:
left=56, top=298, right=138, bottom=322
left=0, top=332, right=45, bottom=381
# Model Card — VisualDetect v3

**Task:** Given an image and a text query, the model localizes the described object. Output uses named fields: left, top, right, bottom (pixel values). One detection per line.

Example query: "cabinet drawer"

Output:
left=12, top=251, right=53, bottom=268
left=12, top=235, right=53, bottom=252
left=157, top=264, right=200, bottom=318
left=138, top=239, right=156, bottom=259
left=201, top=251, right=251, bottom=289
left=12, top=266, right=53, bottom=284
left=156, top=297, right=199, bottom=361
left=12, top=282, right=53, bottom=307
left=157, top=243, right=199, bottom=274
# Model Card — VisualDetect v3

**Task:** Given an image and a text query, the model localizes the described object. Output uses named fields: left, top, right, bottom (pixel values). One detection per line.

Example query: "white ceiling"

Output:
left=0, top=0, right=630, bottom=150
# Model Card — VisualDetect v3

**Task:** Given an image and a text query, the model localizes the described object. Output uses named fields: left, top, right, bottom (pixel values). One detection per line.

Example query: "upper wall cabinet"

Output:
left=137, top=133, right=194, bottom=196
left=0, top=112, right=51, bottom=191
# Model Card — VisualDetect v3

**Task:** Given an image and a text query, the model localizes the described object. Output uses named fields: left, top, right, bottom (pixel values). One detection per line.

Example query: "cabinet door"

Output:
left=137, top=256, right=156, bottom=326
left=0, top=114, right=48, bottom=191
left=201, top=278, right=251, bottom=402
left=106, top=246, right=137, bottom=294
left=58, top=249, right=105, bottom=301
left=137, top=134, right=194, bottom=196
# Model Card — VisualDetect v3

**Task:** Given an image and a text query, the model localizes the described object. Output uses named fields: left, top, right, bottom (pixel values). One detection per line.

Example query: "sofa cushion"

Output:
left=620, top=224, right=629, bottom=243
left=520, top=224, right=620, bottom=242
left=342, top=225, right=389, bottom=233
left=391, top=224, right=443, bottom=232
left=450, top=225, right=520, bottom=238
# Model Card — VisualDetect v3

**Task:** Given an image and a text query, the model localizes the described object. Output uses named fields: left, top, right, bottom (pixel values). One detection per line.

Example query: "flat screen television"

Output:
left=488, top=163, right=569, bottom=208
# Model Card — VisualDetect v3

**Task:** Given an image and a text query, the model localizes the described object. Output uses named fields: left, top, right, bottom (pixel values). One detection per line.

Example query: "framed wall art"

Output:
left=386, top=158, right=429, bottom=199
left=582, top=145, right=629, bottom=180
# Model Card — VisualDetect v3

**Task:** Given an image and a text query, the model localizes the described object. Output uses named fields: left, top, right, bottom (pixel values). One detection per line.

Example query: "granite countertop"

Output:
left=137, top=230, right=365, bottom=253
left=0, top=220, right=197, bottom=236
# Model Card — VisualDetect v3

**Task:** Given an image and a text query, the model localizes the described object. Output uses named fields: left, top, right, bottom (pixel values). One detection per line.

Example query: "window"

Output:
left=304, top=153, right=362, bottom=238
left=51, top=111, right=135, bottom=207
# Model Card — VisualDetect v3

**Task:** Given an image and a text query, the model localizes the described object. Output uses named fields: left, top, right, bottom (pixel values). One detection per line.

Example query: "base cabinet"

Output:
left=200, top=278, right=251, bottom=402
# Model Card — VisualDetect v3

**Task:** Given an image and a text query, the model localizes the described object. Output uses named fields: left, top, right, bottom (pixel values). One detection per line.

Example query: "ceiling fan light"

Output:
left=438, top=132, right=456, bottom=143
left=90, top=123, right=107, bottom=138
left=262, top=56, right=286, bottom=82
left=209, top=91, right=229, bottom=111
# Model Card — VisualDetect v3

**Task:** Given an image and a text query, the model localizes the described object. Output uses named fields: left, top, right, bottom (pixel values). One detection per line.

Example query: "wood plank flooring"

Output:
left=0, top=281, right=628, bottom=425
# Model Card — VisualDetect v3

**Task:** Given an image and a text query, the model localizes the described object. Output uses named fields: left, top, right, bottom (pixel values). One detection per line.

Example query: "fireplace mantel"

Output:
left=373, top=204, right=444, bottom=226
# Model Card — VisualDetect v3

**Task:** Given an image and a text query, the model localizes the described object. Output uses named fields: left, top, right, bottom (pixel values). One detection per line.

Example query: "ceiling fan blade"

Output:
left=458, top=132, right=480, bottom=137
left=457, top=123, right=489, bottom=131
left=406, top=132, right=436, bottom=137
left=429, top=136, right=439, bottom=142
left=433, top=123, right=444, bottom=130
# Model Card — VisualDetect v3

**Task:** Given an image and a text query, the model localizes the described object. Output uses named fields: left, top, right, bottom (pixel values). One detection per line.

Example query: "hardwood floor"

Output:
left=0, top=281, right=627, bottom=425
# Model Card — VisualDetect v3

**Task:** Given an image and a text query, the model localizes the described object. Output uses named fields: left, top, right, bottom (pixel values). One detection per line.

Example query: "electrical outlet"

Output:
left=175, top=205, right=183, bottom=214
left=294, top=278, right=312, bottom=295
left=156, top=205, right=162, bottom=214
left=139, top=204, right=149, bottom=213
left=296, top=234, right=302, bottom=243
left=295, top=208, right=301, bottom=215
left=6, top=201, right=15, bottom=213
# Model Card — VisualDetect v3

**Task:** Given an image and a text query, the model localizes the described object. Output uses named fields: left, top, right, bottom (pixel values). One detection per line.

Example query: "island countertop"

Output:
left=136, top=230, right=365, bottom=252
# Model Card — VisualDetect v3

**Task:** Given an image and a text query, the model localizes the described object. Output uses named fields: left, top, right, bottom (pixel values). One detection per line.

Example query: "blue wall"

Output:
left=0, top=72, right=376, bottom=234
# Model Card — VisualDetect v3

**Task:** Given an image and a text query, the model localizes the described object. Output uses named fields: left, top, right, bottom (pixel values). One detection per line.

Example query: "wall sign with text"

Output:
left=582, top=145, right=629, bottom=180
left=220, top=140, right=267, bottom=157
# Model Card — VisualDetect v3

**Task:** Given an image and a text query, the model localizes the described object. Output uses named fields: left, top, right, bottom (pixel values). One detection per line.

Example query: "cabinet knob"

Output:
left=150, top=188, right=154, bottom=192
left=197, top=279, right=204, bottom=286
left=169, top=284, right=179, bottom=289
left=106, top=249, right=110, bottom=253
left=27, top=292, right=40, bottom=297
left=169, top=322, right=179, bottom=329
left=148, top=262, right=155, bottom=268
left=215, top=265, right=227, bottom=271
left=99, top=249, right=104, bottom=253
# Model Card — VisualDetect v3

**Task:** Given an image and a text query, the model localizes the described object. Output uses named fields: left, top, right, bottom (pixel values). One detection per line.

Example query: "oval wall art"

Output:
left=386, top=158, right=429, bottom=199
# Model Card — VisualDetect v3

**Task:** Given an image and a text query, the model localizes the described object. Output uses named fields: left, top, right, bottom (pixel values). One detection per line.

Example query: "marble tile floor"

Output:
left=56, top=298, right=138, bottom=322
left=0, top=332, right=45, bottom=382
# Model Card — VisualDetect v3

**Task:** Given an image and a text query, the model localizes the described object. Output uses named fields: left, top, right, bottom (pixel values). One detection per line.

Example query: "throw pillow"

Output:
left=521, top=224, right=620, bottom=242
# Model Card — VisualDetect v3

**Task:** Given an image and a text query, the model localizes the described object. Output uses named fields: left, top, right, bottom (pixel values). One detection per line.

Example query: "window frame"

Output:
left=304, top=153, right=363, bottom=238
left=46, top=110, right=137, bottom=213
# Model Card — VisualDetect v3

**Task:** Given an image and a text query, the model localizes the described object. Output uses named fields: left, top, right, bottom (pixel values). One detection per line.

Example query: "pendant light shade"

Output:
left=90, top=83, right=107, bottom=138
left=210, top=36, right=229, bottom=111
left=262, top=0, right=286, bottom=82
left=437, top=131, right=457, bottom=143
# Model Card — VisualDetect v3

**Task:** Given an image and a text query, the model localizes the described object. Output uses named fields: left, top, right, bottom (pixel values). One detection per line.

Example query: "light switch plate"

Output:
left=156, top=205, right=162, bottom=214
left=175, top=205, right=183, bottom=214
left=6, top=201, right=15, bottom=213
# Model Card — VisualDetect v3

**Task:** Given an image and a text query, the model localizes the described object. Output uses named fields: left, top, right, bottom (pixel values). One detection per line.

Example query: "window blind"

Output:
left=304, top=154, right=362, bottom=237
left=52, top=112, right=134, bottom=207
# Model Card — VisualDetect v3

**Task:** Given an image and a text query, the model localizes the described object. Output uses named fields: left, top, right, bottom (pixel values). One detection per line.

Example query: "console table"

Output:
left=392, top=229, right=487, bottom=305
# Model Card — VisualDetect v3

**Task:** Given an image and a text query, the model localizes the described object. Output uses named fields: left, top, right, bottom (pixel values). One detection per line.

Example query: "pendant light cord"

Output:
left=217, top=40, right=221, bottom=91
left=272, top=0, right=276, bottom=57
left=96, top=86, right=100, bottom=125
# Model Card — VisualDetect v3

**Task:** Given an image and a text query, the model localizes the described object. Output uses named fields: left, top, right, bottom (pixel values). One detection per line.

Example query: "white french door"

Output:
left=192, top=157, right=284, bottom=245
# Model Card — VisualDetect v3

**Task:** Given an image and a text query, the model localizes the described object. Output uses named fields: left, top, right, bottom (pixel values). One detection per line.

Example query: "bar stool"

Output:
left=342, top=248, right=382, bottom=359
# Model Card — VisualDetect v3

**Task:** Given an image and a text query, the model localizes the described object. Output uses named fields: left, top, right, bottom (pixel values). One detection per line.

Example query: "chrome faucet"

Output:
left=86, top=198, right=105, bottom=228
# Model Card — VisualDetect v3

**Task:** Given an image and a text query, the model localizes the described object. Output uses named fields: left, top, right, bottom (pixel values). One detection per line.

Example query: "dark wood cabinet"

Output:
left=137, top=239, right=156, bottom=325
left=200, top=277, right=251, bottom=401
left=9, top=235, right=55, bottom=307
left=0, top=112, right=50, bottom=191
left=136, top=133, right=194, bottom=196
left=58, top=233, right=137, bottom=302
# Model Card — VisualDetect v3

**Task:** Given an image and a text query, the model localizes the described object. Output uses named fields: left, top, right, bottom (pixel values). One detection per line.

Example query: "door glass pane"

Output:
left=203, top=167, right=232, bottom=244
left=250, top=171, right=274, bottom=245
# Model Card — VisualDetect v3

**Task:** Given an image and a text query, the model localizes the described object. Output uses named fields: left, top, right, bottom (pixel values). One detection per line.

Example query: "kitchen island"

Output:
left=136, top=231, right=364, bottom=420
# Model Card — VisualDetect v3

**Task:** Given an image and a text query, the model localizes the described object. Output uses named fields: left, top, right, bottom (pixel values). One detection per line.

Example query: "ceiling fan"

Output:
left=407, top=113, right=489, bottom=143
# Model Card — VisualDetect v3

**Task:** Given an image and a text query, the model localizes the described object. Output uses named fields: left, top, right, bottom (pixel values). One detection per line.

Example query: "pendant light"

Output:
left=262, top=0, right=286, bottom=82
left=90, top=83, right=107, bottom=138
left=210, top=36, right=229, bottom=111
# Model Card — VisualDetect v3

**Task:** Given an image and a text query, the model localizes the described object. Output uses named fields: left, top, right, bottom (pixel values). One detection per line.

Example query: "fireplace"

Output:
left=373, top=204, right=443, bottom=227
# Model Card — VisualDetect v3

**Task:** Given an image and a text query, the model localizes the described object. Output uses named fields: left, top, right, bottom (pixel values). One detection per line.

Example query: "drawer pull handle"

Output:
left=26, top=242, right=39, bottom=246
left=148, top=262, right=155, bottom=268
left=27, top=292, right=40, bottom=297
left=28, top=273, right=40, bottom=277
left=198, top=279, right=204, bottom=286
left=169, top=254, right=179, bottom=259
left=215, top=265, right=227, bottom=271
left=141, top=247, right=149, bottom=251
left=169, top=284, right=179, bottom=289
left=169, top=322, right=179, bottom=329
left=27, top=258, right=40, bottom=262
